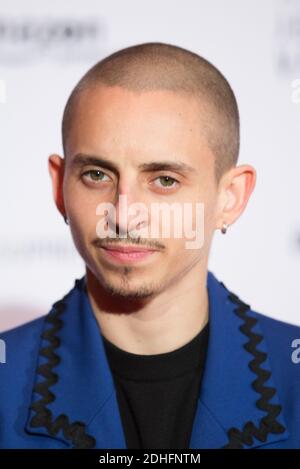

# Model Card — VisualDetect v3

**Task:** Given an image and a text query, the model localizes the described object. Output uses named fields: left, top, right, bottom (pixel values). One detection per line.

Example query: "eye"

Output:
left=153, top=175, right=179, bottom=190
left=82, top=169, right=110, bottom=184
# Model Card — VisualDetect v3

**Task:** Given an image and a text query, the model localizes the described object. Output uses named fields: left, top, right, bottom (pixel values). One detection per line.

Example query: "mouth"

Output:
left=99, top=245, right=159, bottom=264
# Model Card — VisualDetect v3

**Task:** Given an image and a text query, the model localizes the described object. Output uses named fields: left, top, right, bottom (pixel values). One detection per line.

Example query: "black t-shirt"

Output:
left=102, top=323, right=209, bottom=449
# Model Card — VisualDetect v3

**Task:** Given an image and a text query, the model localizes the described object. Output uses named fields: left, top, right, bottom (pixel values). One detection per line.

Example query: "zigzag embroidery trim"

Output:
left=223, top=291, right=286, bottom=449
left=29, top=287, right=96, bottom=449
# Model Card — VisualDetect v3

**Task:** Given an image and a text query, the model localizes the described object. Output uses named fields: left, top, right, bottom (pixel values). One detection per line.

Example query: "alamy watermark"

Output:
left=291, top=338, right=300, bottom=364
left=95, top=195, right=205, bottom=249
left=0, top=339, right=6, bottom=364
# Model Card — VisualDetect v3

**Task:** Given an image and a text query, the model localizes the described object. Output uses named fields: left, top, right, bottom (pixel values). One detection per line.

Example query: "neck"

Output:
left=86, top=264, right=209, bottom=355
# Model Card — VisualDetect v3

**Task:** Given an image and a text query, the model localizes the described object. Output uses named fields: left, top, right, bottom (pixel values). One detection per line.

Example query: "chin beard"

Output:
left=105, top=283, right=155, bottom=300
left=100, top=276, right=157, bottom=300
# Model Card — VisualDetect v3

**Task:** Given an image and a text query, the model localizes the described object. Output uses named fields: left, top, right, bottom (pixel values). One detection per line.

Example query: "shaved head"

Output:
left=62, top=42, right=239, bottom=181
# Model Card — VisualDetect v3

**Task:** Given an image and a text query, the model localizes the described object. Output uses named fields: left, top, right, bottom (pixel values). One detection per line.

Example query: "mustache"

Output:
left=92, top=236, right=165, bottom=251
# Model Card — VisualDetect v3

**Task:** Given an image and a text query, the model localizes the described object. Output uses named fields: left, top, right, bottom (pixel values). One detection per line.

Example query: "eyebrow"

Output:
left=70, top=153, right=196, bottom=175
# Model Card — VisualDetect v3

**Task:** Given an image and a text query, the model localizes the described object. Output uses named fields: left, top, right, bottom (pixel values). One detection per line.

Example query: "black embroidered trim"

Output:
left=223, top=290, right=286, bottom=449
left=29, top=285, right=96, bottom=449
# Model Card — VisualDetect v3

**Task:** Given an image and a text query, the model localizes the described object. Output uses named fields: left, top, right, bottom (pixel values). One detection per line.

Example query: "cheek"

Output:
left=168, top=236, right=202, bottom=262
left=203, top=197, right=217, bottom=232
left=183, top=195, right=216, bottom=253
left=63, top=180, right=97, bottom=232
left=201, top=199, right=218, bottom=253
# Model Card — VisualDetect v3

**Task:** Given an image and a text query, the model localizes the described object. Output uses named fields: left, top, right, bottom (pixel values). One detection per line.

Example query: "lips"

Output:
left=100, top=245, right=158, bottom=263
left=102, top=245, right=156, bottom=253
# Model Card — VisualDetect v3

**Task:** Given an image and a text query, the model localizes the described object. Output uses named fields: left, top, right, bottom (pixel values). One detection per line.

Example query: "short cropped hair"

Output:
left=62, top=42, right=239, bottom=181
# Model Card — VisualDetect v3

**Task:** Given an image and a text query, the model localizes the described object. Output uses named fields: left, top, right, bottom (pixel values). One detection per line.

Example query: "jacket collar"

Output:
left=189, top=272, right=288, bottom=449
left=25, top=272, right=289, bottom=449
left=25, top=278, right=126, bottom=448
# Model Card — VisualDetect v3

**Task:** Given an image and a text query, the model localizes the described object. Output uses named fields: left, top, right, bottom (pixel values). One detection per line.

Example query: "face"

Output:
left=53, top=85, right=221, bottom=299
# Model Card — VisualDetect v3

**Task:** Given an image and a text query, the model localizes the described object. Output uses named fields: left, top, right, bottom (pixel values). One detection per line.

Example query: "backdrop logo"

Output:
left=0, top=16, right=108, bottom=64
left=274, top=0, right=300, bottom=76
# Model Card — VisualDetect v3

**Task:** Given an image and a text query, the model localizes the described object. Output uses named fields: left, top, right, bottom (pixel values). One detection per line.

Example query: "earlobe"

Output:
left=48, top=154, right=66, bottom=218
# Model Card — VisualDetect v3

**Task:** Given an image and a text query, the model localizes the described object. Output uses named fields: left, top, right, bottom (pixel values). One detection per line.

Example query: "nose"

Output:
left=109, top=179, right=149, bottom=240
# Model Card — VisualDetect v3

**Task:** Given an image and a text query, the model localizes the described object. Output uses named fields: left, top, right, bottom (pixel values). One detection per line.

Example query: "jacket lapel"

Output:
left=189, top=272, right=289, bottom=449
left=25, top=277, right=127, bottom=448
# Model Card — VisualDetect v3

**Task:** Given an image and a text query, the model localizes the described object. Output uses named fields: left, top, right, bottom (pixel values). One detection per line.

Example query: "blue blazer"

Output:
left=0, top=272, right=299, bottom=449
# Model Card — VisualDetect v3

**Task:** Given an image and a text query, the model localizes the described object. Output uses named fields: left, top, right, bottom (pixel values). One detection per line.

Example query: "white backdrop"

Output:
left=0, top=0, right=299, bottom=331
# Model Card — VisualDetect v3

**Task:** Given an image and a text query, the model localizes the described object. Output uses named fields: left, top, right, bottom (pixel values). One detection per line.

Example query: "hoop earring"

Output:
left=221, top=222, right=228, bottom=234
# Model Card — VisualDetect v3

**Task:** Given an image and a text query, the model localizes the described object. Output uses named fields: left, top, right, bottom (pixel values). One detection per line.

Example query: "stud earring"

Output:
left=221, top=222, right=228, bottom=234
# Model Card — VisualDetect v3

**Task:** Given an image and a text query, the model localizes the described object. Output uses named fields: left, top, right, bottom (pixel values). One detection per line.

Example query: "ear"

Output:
left=215, top=164, right=256, bottom=230
left=48, top=154, right=66, bottom=218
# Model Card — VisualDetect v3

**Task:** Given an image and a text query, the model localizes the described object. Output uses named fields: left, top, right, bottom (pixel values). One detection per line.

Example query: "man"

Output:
left=0, top=42, right=299, bottom=449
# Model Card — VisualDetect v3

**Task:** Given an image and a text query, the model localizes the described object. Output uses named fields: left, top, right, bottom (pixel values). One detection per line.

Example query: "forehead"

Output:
left=66, top=85, right=214, bottom=171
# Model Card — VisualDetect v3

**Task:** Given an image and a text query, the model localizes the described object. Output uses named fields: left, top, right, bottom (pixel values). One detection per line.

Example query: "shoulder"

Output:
left=1, top=316, right=46, bottom=358
left=212, top=270, right=300, bottom=397
left=256, top=311, right=300, bottom=345
left=0, top=316, right=46, bottom=382
left=255, top=311, right=300, bottom=377
left=1, top=315, right=46, bottom=338
left=218, top=272, right=300, bottom=438
left=0, top=276, right=85, bottom=361
left=212, top=270, right=300, bottom=370
left=0, top=275, right=86, bottom=367
left=0, top=316, right=47, bottom=436
left=254, top=311, right=300, bottom=438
